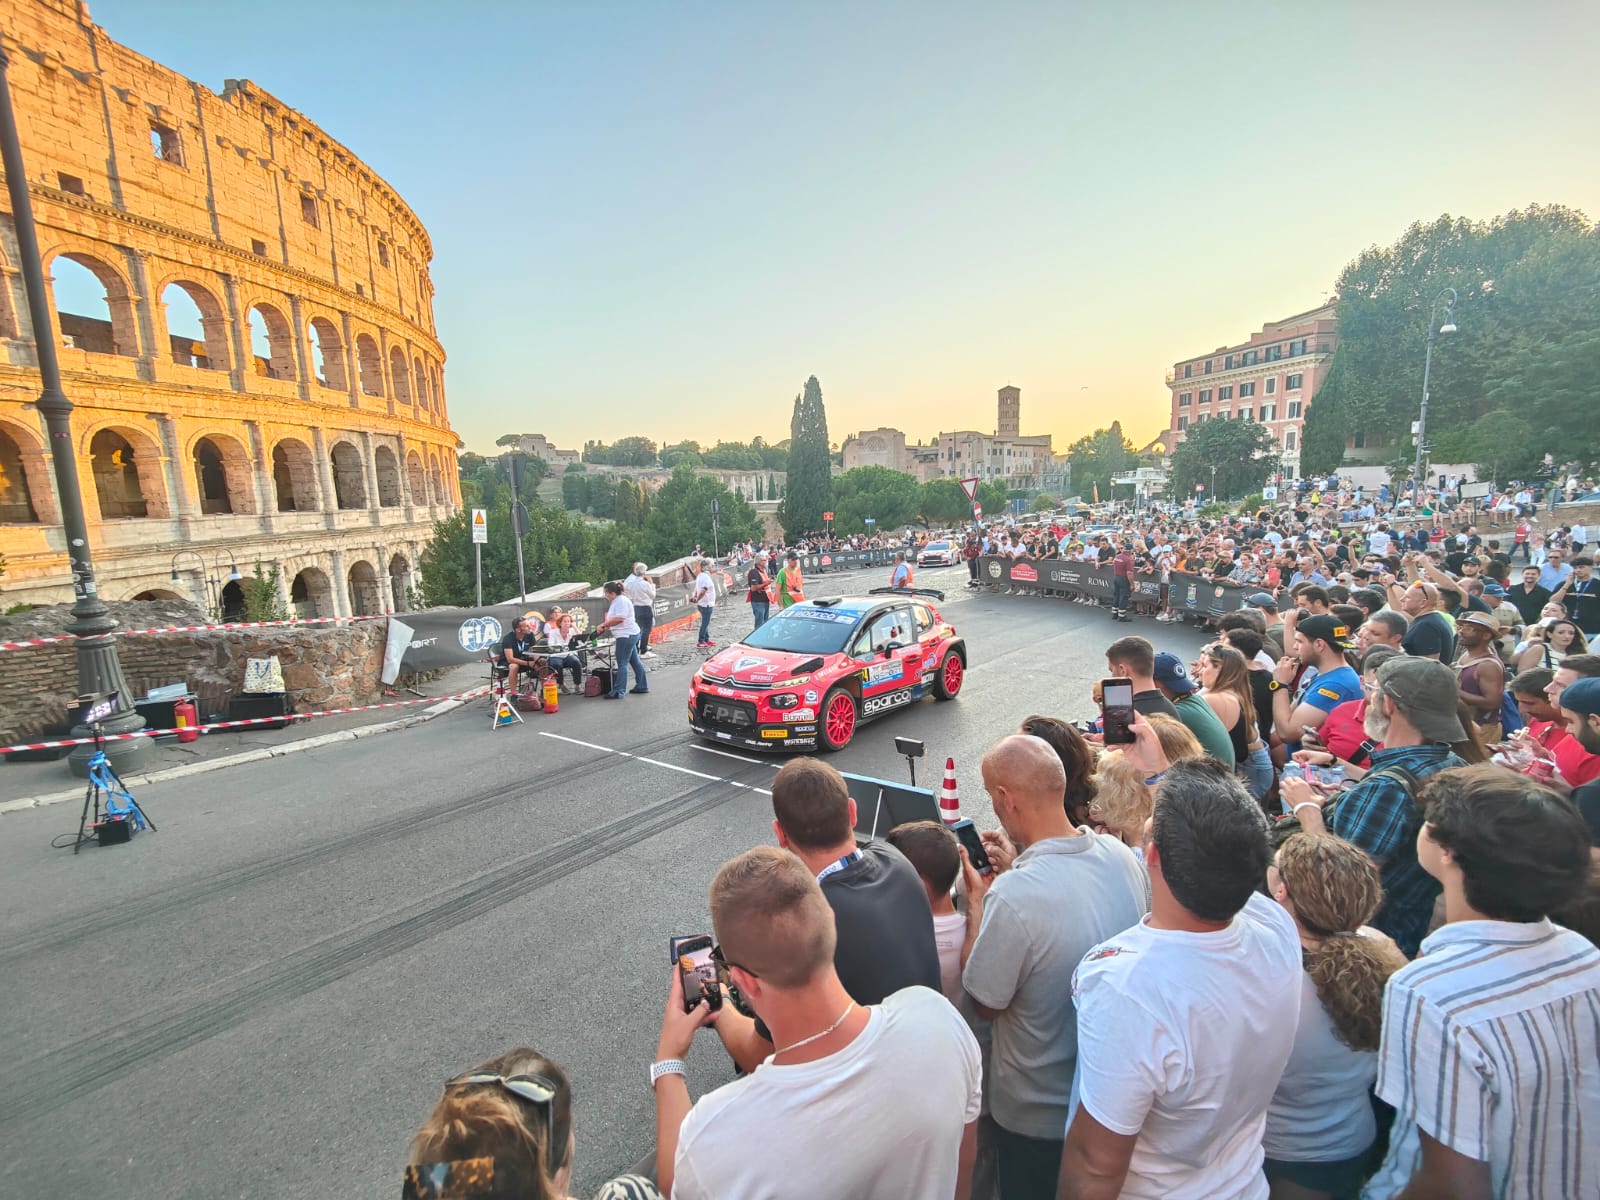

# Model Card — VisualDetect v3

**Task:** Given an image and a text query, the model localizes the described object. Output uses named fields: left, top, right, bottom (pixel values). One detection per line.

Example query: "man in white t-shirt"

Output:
left=1063, top=754, right=1301, bottom=1200
left=960, top=735, right=1148, bottom=1197
left=692, top=559, right=717, bottom=648
left=653, top=846, right=981, bottom=1199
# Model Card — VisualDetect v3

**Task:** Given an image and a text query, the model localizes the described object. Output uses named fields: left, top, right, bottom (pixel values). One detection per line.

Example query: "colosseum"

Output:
left=0, top=0, right=460, bottom=618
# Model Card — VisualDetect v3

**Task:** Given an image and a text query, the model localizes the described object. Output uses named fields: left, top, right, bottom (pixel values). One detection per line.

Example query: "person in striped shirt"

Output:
left=1363, top=764, right=1599, bottom=1200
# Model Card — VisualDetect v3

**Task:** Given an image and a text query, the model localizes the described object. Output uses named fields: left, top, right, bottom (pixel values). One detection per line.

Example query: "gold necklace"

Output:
left=773, top=1001, right=856, bottom=1059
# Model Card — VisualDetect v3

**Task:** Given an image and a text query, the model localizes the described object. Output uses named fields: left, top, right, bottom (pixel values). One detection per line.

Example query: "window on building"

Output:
left=149, top=121, right=183, bottom=166
left=300, top=192, right=319, bottom=228
left=1287, top=400, right=1303, bottom=419
left=1224, top=354, right=1234, bottom=369
left=1352, top=430, right=1366, bottom=449
left=355, top=283, right=364, bottom=297
left=1204, top=359, right=1213, bottom=374
left=1239, top=406, right=1252, bottom=421
left=1266, top=345, right=1282, bottom=361
left=1288, top=339, right=1307, bottom=356
left=1183, top=363, right=1192, bottom=378
left=1218, top=385, right=1233, bottom=400
left=1285, top=430, right=1297, bottom=450
left=57, top=173, right=86, bottom=196
left=377, top=240, right=390, bottom=268
left=1218, top=410, right=1231, bottom=420
left=1178, top=392, right=1192, bottom=407
left=251, top=238, right=268, bottom=256
left=1177, top=415, right=1189, bottom=431
left=1265, top=376, right=1276, bottom=394
left=1242, top=350, right=1259, bottom=366
left=1286, top=373, right=1303, bottom=390
left=1260, top=403, right=1276, bottom=422
left=1239, top=382, right=1255, bottom=398
left=1199, top=389, right=1212, bottom=404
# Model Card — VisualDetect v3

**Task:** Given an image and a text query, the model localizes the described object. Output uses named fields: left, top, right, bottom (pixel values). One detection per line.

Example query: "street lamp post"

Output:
left=0, top=41, right=148, bottom=775
left=1210, top=464, right=1218, bottom=500
left=169, top=550, right=242, bottom=619
left=1412, top=287, right=1459, bottom=503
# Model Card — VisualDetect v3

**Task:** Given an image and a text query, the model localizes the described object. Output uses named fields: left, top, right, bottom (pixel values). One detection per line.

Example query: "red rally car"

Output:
left=688, top=588, right=966, bottom=752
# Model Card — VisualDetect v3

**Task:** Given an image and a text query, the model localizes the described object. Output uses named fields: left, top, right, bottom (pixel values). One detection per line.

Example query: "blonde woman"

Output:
left=1263, top=834, right=1406, bottom=1199
left=406, top=1047, right=663, bottom=1200
left=1088, top=750, right=1152, bottom=851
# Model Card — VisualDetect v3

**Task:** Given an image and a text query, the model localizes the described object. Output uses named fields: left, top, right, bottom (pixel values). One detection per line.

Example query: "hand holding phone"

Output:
left=669, top=935, right=723, bottom=1014
left=1100, top=677, right=1137, bottom=746
left=951, top=819, right=992, bottom=876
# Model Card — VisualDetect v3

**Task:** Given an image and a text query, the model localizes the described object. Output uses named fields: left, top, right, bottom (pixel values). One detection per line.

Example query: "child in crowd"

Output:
left=884, top=820, right=964, bottom=1003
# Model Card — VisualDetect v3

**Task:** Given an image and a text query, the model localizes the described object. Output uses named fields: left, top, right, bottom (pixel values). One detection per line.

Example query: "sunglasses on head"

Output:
left=710, top=943, right=758, bottom=982
left=447, top=1073, right=560, bottom=1159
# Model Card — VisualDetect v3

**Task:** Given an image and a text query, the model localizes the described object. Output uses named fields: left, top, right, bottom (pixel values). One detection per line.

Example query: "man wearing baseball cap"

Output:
left=1281, top=657, right=1468, bottom=956
left=1152, top=651, right=1235, bottom=768
left=1557, top=676, right=1600, bottom=843
left=1268, top=614, right=1362, bottom=747
left=1246, top=591, right=1286, bottom=658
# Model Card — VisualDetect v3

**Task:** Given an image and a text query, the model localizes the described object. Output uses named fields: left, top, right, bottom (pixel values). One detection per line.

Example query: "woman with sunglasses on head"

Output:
left=1194, top=642, right=1273, bottom=802
left=406, top=1048, right=662, bottom=1200
left=1262, top=834, right=1406, bottom=1200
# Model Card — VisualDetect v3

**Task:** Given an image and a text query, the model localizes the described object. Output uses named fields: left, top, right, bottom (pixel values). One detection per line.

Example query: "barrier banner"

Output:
left=1167, top=571, right=1249, bottom=617
left=814, top=548, right=897, bottom=573
left=383, top=574, right=729, bottom=675
left=977, top=558, right=1206, bottom=608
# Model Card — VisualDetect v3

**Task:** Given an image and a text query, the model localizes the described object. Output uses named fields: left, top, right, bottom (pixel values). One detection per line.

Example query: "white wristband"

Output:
left=649, top=1058, right=687, bottom=1088
left=1293, top=802, right=1322, bottom=815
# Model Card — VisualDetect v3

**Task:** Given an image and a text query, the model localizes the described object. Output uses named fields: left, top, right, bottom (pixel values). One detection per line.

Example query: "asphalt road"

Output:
left=0, top=561, right=1210, bottom=1199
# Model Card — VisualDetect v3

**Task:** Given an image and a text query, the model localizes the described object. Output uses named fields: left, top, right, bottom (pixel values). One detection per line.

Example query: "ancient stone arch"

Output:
left=355, top=332, right=384, bottom=397
left=155, top=276, right=229, bottom=371
left=413, top=355, right=430, bottom=410
left=389, top=345, right=412, bottom=405
left=87, top=424, right=169, bottom=518
left=245, top=299, right=297, bottom=381
left=0, top=418, right=55, bottom=523
left=271, top=437, right=320, bottom=512
left=290, top=564, right=334, bottom=618
left=329, top=439, right=368, bottom=509
left=388, top=551, right=413, bottom=609
left=347, top=558, right=381, bottom=616
left=406, top=448, right=426, bottom=503
left=373, top=444, right=402, bottom=507
left=186, top=429, right=255, bottom=515
left=306, top=314, right=348, bottom=391
left=45, top=249, right=140, bottom=357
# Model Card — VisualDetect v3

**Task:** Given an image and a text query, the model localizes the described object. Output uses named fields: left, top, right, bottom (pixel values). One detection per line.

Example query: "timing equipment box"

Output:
left=226, top=692, right=291, bottom=730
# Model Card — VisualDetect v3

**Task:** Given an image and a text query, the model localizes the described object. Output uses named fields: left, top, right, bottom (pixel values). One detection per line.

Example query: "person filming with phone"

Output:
left=651, top=846, right=981, bottom=1199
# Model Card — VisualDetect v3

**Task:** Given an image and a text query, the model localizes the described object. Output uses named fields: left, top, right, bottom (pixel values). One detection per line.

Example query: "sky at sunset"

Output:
left=102, top=0, right=1600, bottom=456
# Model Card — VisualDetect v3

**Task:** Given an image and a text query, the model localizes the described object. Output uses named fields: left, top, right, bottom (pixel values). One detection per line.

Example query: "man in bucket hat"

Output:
left=1280, top=657, right=1467, bottom=955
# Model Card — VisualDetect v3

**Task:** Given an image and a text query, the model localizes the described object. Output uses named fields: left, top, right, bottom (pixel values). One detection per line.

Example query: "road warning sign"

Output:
left=471, top=508, right=487, bottom=544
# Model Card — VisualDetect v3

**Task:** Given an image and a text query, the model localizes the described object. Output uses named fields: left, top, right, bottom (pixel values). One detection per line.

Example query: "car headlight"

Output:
left=769, top=693, right=800, bottom=710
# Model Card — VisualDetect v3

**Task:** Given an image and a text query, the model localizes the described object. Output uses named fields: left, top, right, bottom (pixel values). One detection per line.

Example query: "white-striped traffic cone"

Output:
left=939, top=757, right=962, bottom=825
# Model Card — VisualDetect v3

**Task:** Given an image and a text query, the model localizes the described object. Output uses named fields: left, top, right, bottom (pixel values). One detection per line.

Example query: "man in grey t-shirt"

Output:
left=959, top=734, right=1150, bottom=1198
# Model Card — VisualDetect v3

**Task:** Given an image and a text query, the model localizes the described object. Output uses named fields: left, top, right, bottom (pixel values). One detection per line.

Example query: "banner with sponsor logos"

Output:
left=382, top=573, right=729, bottom=676
left=976, top=558, right=1245, bottom=614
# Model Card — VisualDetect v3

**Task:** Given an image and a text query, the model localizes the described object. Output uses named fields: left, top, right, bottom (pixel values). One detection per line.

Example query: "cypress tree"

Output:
left=780, top=375, right=831, bottom=537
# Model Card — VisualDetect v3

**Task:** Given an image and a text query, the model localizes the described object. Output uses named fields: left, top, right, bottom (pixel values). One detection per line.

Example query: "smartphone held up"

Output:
left=1100, top=677, right=1137, bottom=746
left=669, top=934, right=723, bottom=1013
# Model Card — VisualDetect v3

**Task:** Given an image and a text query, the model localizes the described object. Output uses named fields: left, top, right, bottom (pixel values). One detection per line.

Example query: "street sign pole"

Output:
left=472, top=507, right=487, bottom=606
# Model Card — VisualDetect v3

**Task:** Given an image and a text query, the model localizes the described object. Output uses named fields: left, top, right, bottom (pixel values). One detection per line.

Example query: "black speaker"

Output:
left=95, top=817, right=133, bottom=846
left=227, top=692, right=292, bottom=730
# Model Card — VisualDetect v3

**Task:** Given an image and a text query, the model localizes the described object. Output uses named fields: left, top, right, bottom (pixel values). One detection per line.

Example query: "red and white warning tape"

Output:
left=0, top=686, right=489, bottom=754
left=0, top=614, right=388, bottom=652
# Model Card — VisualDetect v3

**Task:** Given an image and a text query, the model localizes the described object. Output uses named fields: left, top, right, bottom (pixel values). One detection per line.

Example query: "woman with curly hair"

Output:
left=1087, top=750, right=1151, bottom=851
left=406, top=1047, right=662, bottom=1200
left=1263, top=834, right=1406, bottom=1200
left=1019, top=713, right=1097, bottom=826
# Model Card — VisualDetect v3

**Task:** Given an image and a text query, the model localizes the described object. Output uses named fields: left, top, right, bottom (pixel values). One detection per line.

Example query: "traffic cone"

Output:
left=939, top=758, right=962, bottom=825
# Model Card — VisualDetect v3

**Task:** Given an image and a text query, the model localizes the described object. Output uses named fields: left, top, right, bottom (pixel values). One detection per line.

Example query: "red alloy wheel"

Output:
left=934, top=649, right=965, bottom=701
left=821, top=689, right=857, bottom=751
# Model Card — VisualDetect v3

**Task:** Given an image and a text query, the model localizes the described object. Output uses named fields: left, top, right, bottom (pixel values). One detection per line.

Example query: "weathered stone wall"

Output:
left=0, top=600, right=386, bottom=745
left=0, top=0, right=459, bottom=617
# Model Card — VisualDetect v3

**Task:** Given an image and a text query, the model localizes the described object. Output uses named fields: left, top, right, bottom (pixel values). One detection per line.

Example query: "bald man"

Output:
left=958, top=734, right=1149, bottom=1197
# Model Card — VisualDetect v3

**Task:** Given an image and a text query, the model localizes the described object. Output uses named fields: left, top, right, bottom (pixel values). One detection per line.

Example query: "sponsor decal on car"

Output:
left=760, top=729, right=789, bottom=739
left=734, top=656, right=768, bottom=672
left=714, top=687, right=736, bottom=697
left=863, top=660, right=904, bottom=686
left=923, top=651, right=940, bottom=670
left=782, top=708, right=816, bottom=722
left=803, top=689, right=819, bottom=704
left=788, top=725, right=816, bottom=734
left=863, top=689, right=913, bottom=715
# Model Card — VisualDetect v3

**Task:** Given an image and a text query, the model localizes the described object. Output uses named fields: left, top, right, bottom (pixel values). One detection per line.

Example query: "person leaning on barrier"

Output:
left=653, top=845, right=981, bottom=1199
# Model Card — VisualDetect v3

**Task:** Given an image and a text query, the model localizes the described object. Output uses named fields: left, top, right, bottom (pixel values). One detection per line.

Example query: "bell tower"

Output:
left=997, top=385, right=1020, bottom=438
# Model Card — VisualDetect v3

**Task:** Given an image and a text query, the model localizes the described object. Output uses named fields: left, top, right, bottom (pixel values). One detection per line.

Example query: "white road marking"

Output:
left=691, top=745, right=778, bottom=768
left=539, top=732, right=771, bottom=795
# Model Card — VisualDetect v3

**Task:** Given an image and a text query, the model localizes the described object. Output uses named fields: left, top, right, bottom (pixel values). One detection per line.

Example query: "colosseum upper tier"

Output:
left=0, top=0, right=461, bottom=618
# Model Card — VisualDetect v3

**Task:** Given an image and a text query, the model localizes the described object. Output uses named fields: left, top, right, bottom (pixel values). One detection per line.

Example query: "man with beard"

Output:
left=1279, top=657, right=1466, bottom=957
left=1557, top=677, right=1600, bottom=844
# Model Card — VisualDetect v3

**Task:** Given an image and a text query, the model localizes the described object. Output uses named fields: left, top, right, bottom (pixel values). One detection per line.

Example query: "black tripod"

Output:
left=72, top=724, right=156, bottom=853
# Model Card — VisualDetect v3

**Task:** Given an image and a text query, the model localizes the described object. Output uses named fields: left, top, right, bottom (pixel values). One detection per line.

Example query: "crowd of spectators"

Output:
left=402, top=475, right=1600, bottom=1199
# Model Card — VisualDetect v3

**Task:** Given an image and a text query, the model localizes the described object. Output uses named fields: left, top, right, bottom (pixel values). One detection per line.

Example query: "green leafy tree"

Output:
left=587, top=474, right=619, bottom=519
left=661, top=440, right=703, bottom=468
left=768, top=471, right=779, bottom=500
left=494, top=433, right=520, bottom=447
left=1432, top=410, right=1544, bottom=484
left=1301, top=205, right=1598, bottom=476
left=976, top=481, right=1008, bottom=517
left=418, top=501, right=599, bottom=606
left=1167, top=419, right=1275, bottom=500
left=830, top=466, right=922, bottom=532
left=918, top=478, right=973, bottom=524
left=641, top=465, right=762, bottom=560
left=1066, top=423, right=1135, bottom=501
left=760, top=440, right=790, bottom=472
left=561, top=472, right=589, bottom=511
left=241, top=563, right=290, bottom=621
left=780, top=375, right=831, bottom=536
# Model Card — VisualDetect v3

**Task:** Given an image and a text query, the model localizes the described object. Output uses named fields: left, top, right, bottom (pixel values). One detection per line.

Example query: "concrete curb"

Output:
left=0, top=688, right=485, bottom=816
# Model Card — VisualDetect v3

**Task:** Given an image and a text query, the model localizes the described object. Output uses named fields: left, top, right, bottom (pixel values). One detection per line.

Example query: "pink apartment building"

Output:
left=1165, top=303, right=1337, bottom=480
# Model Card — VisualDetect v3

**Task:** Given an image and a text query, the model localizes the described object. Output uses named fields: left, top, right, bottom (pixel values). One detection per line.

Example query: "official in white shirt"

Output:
left=623, top=562, right=658, bottom=659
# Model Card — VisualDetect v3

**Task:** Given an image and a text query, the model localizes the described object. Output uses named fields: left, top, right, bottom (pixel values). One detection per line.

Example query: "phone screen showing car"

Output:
left=1101, top=678, right=1137, bottom=745
left=669, top=934, right=722, bottom=1013
left=951, top=818, right=992, bottom=875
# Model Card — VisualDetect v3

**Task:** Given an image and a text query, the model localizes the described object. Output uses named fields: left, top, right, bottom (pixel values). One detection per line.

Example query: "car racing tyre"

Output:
left=933, top=648, right=966, bottom=701
left=819, top=687, right=858, bottom=752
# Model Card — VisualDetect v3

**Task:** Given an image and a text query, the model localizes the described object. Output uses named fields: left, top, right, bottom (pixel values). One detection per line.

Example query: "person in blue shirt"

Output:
left=1269, top=613, right=1363, bottom=745
left=1538, top=548, right=1573, bottom=592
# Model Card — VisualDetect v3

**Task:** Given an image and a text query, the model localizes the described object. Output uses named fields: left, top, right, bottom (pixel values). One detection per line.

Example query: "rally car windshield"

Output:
left=739, top=607, right=859, bottom=655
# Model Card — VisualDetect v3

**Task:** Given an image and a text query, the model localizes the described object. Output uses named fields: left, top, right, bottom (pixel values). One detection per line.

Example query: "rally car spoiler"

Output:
left=867, top=586, right=947, bottom=602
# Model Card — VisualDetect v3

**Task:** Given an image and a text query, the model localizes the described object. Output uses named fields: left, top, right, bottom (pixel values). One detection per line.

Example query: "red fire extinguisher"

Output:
left=174, top=697, right=199, bottom=743
left=542, top=676, right=559, bottom=714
